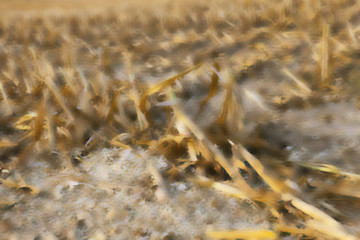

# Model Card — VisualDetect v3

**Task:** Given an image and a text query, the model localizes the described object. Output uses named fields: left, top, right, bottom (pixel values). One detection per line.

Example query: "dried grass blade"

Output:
left=282, top=68, right=311, bottom=95
left=0, top=140, right=17, bottom=148
left=320, top=23, right=331, bottom=87
left=341, top=172, right=360, bottom=181
left=173, top=107, right=253, bottom=196
left=199, top=62, right=220, bottom=110
left=0, top=178, right=39, bottom=195
left=216, top=71, right=243, bottom=131
left=347, top=22, right=358, bottom=49
left=34, top=101, right=45, bottom=142
left=307, top=219, right=356, bottom=240
left=14, top=112, right=37, bottom=130
left=0, top=201, right=17, bottom=210
left=329, top=185, right=360, bottom=199
left=186, top=140, right=199, bottom=162
left=128, top=89, right=148, bottom=130
left=109, top=134, right=131, bottom=149
left=217, top=70, right=235, bottom=125
left=40, top=75, right=75, bottom=121
left=106, top=90, right=121, bottom=122
left=296, top=162, right=339, bottom=174
left=237, top=144, right=289, bottom=193
left=206, top=229, right=276, bottom=240
left=282, top=193, right=355, bottom=240
left=157, top=135, right=188, bottom=145
left=77, top=68, right=96, bottom=96
left=0, top=78, right=11, bottom=113
left=212, top=181, right=248, bottom=199
left=191, top=176, right=248, bottom=199
left=45, top=90, right=56, bottom=149
left=0, top=79, right=8, bottom=103
left=139, top=63, right=203, bottom=112
left=173, top=107, right=205, bottom=141
left=297, top=162, right=360, bottom=181
left=244, top=88, right=268, bottom=111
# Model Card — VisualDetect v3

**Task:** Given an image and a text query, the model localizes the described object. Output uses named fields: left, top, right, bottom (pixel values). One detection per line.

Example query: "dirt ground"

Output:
left=1, top=0, right=360, bottom=239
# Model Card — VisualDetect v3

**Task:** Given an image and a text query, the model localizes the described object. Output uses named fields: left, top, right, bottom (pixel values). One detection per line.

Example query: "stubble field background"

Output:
left=1, top=0, right=360, bottom=239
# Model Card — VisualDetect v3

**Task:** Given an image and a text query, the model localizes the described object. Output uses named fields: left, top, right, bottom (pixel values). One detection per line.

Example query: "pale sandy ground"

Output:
left=0, top=148, right=269, bottom=240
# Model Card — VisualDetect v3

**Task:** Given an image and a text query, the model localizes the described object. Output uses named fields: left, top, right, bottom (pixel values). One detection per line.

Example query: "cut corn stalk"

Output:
left=206, top=229, right=276, bottom=240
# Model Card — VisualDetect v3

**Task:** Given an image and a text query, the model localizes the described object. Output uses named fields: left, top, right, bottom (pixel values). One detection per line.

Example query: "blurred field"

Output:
left=0, top=0, right=128, bottom=12
left=1, top=0, right=360, bottom=239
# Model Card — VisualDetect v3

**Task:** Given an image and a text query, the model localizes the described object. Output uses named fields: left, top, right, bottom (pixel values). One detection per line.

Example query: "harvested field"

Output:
left=1, top=0, right=360, bottom=239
